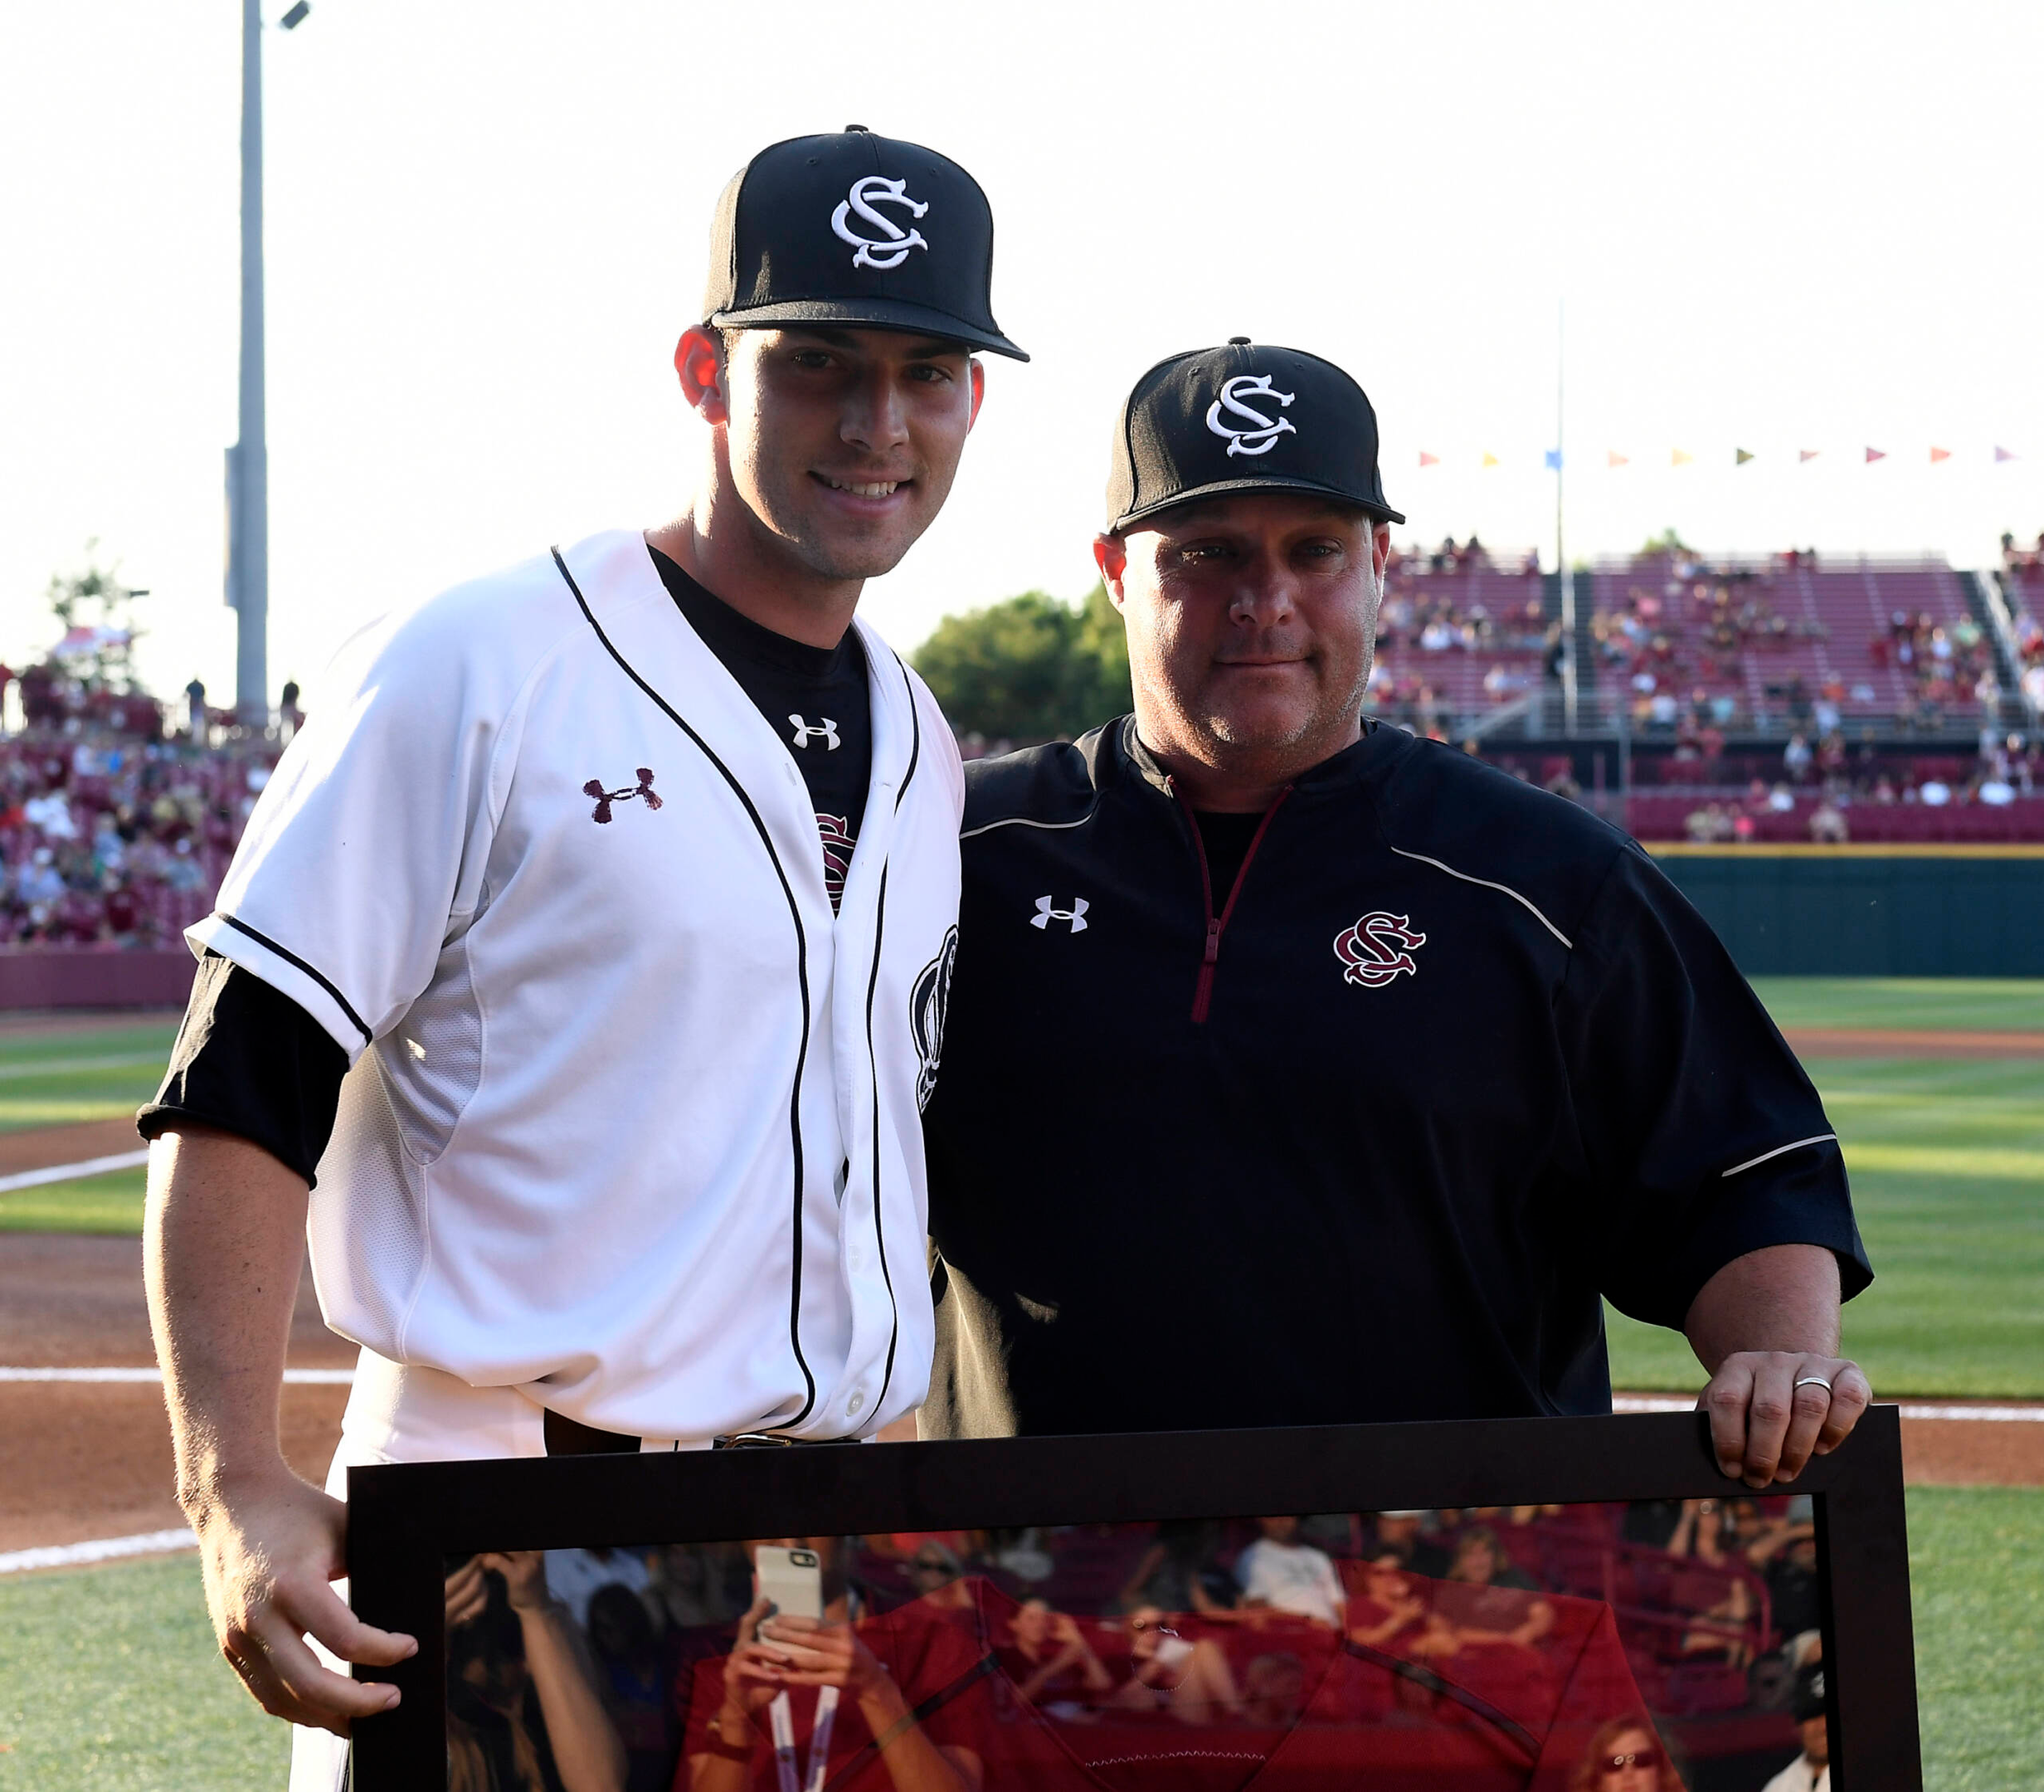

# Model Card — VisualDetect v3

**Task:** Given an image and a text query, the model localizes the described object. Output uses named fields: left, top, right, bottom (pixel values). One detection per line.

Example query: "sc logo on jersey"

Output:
left=831, top=176, right=930, bottom=270
left=1205, top=375, right=1297, bottom=457
left=910, top=926, right=958, bottom=1112
left=1333, top=912, right=1425, bottom=987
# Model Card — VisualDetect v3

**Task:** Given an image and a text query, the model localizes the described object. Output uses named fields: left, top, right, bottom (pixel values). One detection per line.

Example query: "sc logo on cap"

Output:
left=1206, top=375, right=1297, bottom=457
left=831, top=176, right=930, bottom=270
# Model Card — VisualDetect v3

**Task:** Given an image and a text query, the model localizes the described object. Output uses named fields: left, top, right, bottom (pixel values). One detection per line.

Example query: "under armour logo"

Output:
left=1332, top=911, right=1425, bottom=987
left=830, top=175, right=930, bottom=270
left=583, top=767, right=663, bottom=824
left=1030, top=896, right=1089, bottom=933
left=1205, top=374, right=1297, bottom=457
left=789, top=715, right=840, bottom=751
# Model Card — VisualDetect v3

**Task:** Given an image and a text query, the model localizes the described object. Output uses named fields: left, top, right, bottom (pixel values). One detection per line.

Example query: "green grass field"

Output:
left=0, top=1020, right=176, bottom=1135
left=0, top=986, right=2037, bottom=1789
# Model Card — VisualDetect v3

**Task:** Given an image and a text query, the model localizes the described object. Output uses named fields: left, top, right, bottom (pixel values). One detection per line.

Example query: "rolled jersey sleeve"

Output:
left=1555, top=843, right=1871, bottom=1331
left=184, top=598, right=513, bottom=1062
left=137, top=951, right=348, bottom=1185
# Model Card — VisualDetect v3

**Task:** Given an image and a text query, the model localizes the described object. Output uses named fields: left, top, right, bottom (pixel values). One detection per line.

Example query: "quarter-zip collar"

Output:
left=1112, top=713, right=1391, bottom=805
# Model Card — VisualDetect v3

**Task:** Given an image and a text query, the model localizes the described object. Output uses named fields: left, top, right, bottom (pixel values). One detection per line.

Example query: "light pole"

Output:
left=227, top=0, right=308, bottom=730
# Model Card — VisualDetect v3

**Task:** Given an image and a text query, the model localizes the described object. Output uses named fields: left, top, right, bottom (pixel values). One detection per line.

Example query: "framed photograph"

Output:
left=346, top=1407, right=1916, bottom=1791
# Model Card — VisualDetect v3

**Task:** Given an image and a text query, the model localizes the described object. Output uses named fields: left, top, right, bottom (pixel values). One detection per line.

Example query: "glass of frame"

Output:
left=345, top=1409, right=1918, bottom=1791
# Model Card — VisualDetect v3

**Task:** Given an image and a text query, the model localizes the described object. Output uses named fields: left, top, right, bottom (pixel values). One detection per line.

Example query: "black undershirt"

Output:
left=139, top=549, right=878, bottom=1183
left=1191, top=810, right=1266, bottom=905
left=648, top=545, right=872, bottom=912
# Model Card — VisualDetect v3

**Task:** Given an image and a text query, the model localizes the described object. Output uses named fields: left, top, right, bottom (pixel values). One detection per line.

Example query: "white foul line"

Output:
left=1613, top=1395, right=2044, bottom=1422
left=0, top=1149, right=150, bottom=1194
left=0, top=1527, right=198, bottom=1575
left=0, top=1366, right=356, bottom=1385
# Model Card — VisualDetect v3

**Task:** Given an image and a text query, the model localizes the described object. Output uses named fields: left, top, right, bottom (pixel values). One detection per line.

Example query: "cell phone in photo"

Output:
left=754, top=1544, right=824, bottom=1620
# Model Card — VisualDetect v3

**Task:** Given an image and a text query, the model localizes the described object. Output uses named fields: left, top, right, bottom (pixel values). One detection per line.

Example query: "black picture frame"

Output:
left=346, top=1406, right=1918, bottom=1790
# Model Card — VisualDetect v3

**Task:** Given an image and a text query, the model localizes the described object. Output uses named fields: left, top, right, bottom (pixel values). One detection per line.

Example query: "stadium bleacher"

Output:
left=1367, top=542, right=1554, bottom=731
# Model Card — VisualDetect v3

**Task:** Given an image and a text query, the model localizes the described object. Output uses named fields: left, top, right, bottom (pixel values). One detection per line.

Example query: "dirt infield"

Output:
left=1782, top=1025, right=2044, bottom=1058
left=0, top=1118, right=148, bottom=1179
left=0, top=1006, right=181, bottom=1040
left=0, top=1234, right=2037, bottom=1557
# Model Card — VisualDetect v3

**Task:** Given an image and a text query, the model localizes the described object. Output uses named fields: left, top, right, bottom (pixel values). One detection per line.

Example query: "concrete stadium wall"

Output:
left=0, top=949, right=197, bottom=1010
left=1651, top=846, right=2044, bottom=976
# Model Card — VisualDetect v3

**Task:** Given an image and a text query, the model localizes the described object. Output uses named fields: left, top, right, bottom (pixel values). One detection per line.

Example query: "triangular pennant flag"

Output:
left=1735, top=448, right=1755, bottom=465
left=1481, top=452, right=1500, bottom=469
left=1418, top=451, right=1440, bottom=467
left=1671, top=449, right=1693, bottom=467
left=1930, top=446, right=1951, bottom=464
left=1799, top=449, right=1821, bottom=462
left=1607, top=450, right=1628, bottom=468
left=1996, top=446, right=2017, bottom=463
left=1865, top=446, right=1886, bottom=463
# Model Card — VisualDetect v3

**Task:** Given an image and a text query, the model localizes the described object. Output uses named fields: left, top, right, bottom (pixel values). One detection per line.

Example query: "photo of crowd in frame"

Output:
left=343, top=1410, right=1920, bottom=1792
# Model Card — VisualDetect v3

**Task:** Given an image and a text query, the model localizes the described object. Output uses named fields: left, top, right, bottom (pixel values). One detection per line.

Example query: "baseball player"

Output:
left=136, top=127, right=1023, bottom=1786
left=920, top=339, right=1874, bottom=1485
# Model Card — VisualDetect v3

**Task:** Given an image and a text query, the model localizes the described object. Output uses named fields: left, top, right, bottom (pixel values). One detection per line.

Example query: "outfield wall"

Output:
left=0, top=948, right=197, bottom=1010
left=1651, top=845, right=2044, bottom=976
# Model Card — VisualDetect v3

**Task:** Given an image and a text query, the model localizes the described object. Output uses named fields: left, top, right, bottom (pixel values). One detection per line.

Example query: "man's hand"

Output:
left=1684, top=1243, right=1873, bottom=1488
left=1701, top=1351, right=1871, bottom=1488
left=147, top=1127, right=420, bottom=1737
left=192, top=1468, right=417, bottom=1736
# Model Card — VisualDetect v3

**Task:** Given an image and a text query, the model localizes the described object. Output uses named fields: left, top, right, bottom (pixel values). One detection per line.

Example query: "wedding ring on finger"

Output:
left=1793, top=1376, right=1833, bottom=1392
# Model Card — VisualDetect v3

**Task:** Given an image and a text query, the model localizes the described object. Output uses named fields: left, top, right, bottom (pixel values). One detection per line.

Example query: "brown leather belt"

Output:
left=541, top=1409, right=849, bottom=1455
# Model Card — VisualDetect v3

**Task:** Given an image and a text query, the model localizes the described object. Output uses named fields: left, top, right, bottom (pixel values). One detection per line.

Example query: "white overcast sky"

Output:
left=3, top=1, right=2041, bottom=709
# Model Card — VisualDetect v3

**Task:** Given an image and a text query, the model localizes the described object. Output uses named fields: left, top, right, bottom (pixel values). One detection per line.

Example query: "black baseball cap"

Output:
left=703, top=126, right=1026, bottom=362
left=1105, top=338, right=1403, bottom=532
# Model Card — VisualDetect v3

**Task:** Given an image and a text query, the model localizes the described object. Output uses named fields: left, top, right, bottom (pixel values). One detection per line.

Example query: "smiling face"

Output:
left=695, top=324, right=982, bottom=585
left=1097, top=494, right=1389, bottom=805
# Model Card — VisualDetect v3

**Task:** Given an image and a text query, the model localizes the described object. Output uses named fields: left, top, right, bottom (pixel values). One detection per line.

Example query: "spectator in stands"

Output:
left=1109, top=1607, right=1243, bottom=1721
left=1808, top=796, right=1848, bottom=845
left=1118, top=1518, right=1237, bottom=1617
left=443, top=1551, right=627, bottom=1792
left=1419, top=1526, right=1555, bottom=1656
left=1783, top=734, right=1813, bottom=782
left=1567, top=1716, right=1686, bottom=1792
left=1235, top=1516, right=1346, bottom=1628
left=1000, top=1597, right=1114, bottom=1707
left=184, top=677, right=207, bottom=741
left=1367, top=1512, right=1452, bottom=1578
left=583, top=1581, right=679, bottom=1791
left=1759, top=1668, right=1830, bottom=1792
left=280, top=679, right=304, bottom=741
left=1346, top=1558, right=1428, bottom=1649
left=1749, top=1522, right=1823, bottom=1643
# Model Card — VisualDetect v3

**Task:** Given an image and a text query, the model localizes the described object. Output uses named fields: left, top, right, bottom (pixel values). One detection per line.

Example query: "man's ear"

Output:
left=1370, top=520, right=1393, bottom=582
left=966, top=357, right=986, bottom=432
left=1093, top=533, right=1129, bottom=611
left=676, top=326, right=731, bottom=425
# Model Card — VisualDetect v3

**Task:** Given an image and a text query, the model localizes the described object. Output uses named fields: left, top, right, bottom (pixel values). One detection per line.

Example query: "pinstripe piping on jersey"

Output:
left=1386, top=846, right=1574, bottom=949
left=1720, top=1133, right=1839, bottom=1180
left=959, top=807, right=1097, bottom=840
left=550, top=548, right=820, bottom=1426
left=867, top=650, right=922, bottom=1415
left=214, top=913, right=374, bottom=1045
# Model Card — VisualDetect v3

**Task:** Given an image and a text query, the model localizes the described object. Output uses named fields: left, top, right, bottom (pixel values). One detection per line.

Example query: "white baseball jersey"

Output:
left=189, top=528, right=964, bottom=1443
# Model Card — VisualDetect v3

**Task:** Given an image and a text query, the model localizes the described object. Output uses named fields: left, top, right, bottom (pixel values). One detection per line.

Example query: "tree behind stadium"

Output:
left=913, top=585, right=1133, bottom=745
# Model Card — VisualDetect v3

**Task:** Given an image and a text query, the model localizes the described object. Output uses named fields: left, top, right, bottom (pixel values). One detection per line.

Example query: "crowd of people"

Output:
left=2001, top=531, right=2044, bottom=719
left=440, top=1502, right=1828, bottom=1792
left=0, top=722, right=278, bottom=948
